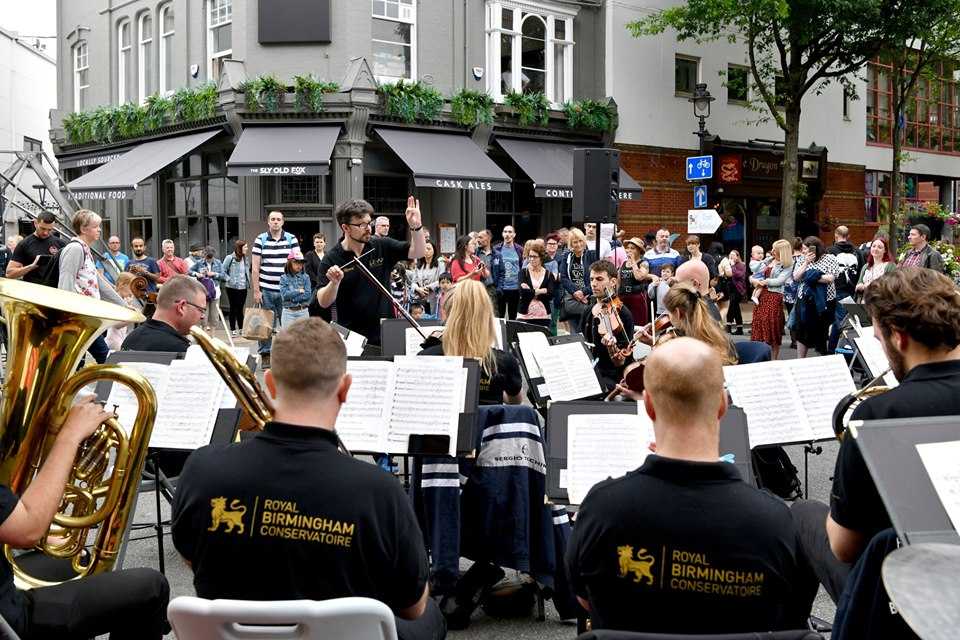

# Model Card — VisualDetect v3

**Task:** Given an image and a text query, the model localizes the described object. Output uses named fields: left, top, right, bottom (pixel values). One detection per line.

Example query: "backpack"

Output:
left=835, top=251, right=860, bottom=291
left=38, top=239, right=81, bottom=289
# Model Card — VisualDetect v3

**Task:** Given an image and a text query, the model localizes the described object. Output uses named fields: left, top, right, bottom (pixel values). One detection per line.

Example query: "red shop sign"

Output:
left=718, top=155, right=742, bottom=184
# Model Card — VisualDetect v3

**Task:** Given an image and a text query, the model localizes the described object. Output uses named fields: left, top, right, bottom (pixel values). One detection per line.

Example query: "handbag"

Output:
left=199, top=277, right=217, bottom=301
left=241, top=305, right=275, bottom=340
left=561, top=293, right=589, bottom=321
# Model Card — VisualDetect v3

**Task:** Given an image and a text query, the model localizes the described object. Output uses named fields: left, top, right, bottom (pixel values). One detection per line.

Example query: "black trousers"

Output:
left=497, top=289, right=520, bottom=320
left=791, top=499, right=852, bottom=603
left=726, top=289, right=743, bottom=327
left=395, top=597, right=447, bottom=640
left=224, top=287, right=247, bottom=331
left=23, top=567, right=170, bottom=640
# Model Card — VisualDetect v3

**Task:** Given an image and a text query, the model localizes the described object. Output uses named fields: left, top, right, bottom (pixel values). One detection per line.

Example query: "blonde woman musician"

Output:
left=662, top=282, right=738, bottom=365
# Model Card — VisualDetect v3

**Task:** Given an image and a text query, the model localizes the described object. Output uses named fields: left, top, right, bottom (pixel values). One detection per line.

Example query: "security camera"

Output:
left=472, top=67, right=484, bottom=81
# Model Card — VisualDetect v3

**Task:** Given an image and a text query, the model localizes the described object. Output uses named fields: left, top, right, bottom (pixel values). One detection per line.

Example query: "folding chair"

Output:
left=167, top=596, right=398, bottom=640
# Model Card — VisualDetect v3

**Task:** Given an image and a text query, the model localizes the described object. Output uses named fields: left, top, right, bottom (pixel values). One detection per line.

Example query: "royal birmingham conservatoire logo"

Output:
left=208, top=497, right=247, bottom=534
left=617, top=545, right=656, bottom=585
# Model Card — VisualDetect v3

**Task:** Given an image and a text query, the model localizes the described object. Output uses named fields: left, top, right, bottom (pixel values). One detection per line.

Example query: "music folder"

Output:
left=379, top=318, right=443, bottom=357
left=514, top=333, right=601, bottom=406
left=544, top=401, right=754, bottom=504
left=851, top=416, right=960, bottom=545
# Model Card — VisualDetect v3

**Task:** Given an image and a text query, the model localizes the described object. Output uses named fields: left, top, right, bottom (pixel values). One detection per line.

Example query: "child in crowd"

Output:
left=749, top=245, right=770, bottom=305
left=279, top=249, right=312, bottom=327
left=437, top=272, right=454, bottom=321
left=389, top=261, right=410, bottom=316
left=409, top=302, right=425, bottom=321
left=647, top=263, right=674, bottom=318
left=106, top=272, right=139, bottom=351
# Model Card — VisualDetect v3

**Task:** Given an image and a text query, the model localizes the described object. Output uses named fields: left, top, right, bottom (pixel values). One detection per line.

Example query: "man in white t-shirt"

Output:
left=583, top=223, right=613, bottom=258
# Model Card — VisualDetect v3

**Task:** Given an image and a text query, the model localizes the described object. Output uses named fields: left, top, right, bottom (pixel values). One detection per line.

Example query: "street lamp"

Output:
left=688, top=83, right=715, bottom=153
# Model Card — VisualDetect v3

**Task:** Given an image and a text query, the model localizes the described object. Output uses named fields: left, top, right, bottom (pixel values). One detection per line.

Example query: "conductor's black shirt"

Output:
left=831, top=359, right=960, bottom=540
left=317, top=237, right=410, bottom=344
left=171, top=422, right=429, bottom=611
left=566, top=455, right=807, bottom=634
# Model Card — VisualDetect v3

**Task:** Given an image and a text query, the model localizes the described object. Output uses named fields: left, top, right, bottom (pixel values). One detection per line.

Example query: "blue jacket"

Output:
left=796, top=268, right=827, bottom=326
left=279, top=272, right=312, bottom=307
left=559, top=249, right=598, bottom=297
left=221, top=254, right=251, bottom=290
left=188, top=258, right=225, bottom=281
left=479, top=249, right=504, bottom=289
left=493, top=242, right=523, bottom=291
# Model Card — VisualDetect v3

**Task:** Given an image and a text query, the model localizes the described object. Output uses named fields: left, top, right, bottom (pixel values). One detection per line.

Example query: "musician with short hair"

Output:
left=578, top=260, right=634, bottom=391
left=793, top=267, right=960, bottom=601
left=121, top=275, right=207, bottom=353
left=566, top=337, right=815, bottom=634
left=172, top=318, right=445, bottom=640
left=316, top=198, right=426, bottom=345
left=0, top=396, right=169, bottom=638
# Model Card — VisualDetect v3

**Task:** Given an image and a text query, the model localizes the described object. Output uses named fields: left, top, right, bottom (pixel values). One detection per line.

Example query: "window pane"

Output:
left=675, top=58, right=697, bottom=94
left=372, top=18, right=410, bottom=44
left=372, top=0, right=385, bottom=16
left=78, top=88, right=87, bottom=110
left=208, top=178, right=225, bottom=216
left=372, top=41, right=411, bottom=78
left=521, top=17, right=545, bottom=75
left=163, top=41, right=173, bottom=91
left=522, top=15, right=545, bottom=39
left=502, top=8, right=513, bottom=30
left=120, top=22, right=130, bottom=47
left=143, top=45, right=153, bottom=93
left=163, top=7, right=174, bottom=32
left=386, top=1, right=398, bottom=18
left=554, top=45, right=565, bottom=103
left=554, top=19, right=565, bottom=40
left=727, top=65, right=748, bottom=102
left=500, top=33, right=513, bottom=94
left=523, top=69, right=545, bottom=95
left=213, top=24, right=231, bottom=52
left=141, top=15, right=152, bottom=39
left=78, top=69, right=88, bottom=86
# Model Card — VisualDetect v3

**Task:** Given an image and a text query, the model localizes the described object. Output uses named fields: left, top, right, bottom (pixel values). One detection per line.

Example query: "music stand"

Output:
left=544, top=401, right=754, bottom=504
left=851, top=416, right=960, bottom=545
left=379, top=318, right=443, bottom=356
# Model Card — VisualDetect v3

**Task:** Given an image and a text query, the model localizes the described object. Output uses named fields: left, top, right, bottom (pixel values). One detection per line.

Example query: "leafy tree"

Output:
left=629, top=0, right=907, bottom=239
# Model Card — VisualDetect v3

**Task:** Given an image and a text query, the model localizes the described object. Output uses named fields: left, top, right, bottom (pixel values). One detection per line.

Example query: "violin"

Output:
left=604, top=317, right=677, bottom=401
left=592, top=289, right=628, bottom=362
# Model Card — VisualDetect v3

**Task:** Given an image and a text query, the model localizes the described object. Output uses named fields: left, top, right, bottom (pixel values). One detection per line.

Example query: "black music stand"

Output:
left=544, top=401, right=755, bottom=504
left=852, top=416, right=960, bottom=545
left=379, top=318, right=443, bottom=356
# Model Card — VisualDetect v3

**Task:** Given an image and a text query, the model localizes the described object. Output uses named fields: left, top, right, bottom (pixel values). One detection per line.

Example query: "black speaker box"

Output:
left=573, top=148, right=620, bottom=225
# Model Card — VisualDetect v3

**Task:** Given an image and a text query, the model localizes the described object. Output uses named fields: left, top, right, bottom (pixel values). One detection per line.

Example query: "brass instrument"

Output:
left=831, top=368, right=892, bottom=440
left=0, top=279, right=156, bottom=588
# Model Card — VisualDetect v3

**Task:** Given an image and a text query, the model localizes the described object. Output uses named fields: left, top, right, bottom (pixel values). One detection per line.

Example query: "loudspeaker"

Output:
left=573, top=148, right=620, bottom=225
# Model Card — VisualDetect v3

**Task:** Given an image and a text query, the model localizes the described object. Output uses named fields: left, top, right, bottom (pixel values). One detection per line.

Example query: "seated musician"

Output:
left=661, top=282, right=738, bottom=365
left=0, top=397, right=169, bottom=638
left=121, top=275, right=207, bottom=353
left=419, top=279, right=522, bottom=404
left=675, top=258, right=723, bottom=323
left=578, top=260, right=634, bottom=391
left=171, top=318, right=446, bottom=640
left=793, top=267, right=960, bottom=603
left=566, top=338, right=816, bottom=634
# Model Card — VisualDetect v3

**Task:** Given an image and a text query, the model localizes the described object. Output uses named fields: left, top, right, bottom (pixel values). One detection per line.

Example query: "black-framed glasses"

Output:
left=179, top=299, right=206, bottom=316
left=345, top=220, right=372, bottom=229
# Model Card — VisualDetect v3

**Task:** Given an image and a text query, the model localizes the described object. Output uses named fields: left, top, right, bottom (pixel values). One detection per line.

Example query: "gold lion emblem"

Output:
left=617, top=545, right=655, bottom=585
left=208, top=497, right=247, bottom=534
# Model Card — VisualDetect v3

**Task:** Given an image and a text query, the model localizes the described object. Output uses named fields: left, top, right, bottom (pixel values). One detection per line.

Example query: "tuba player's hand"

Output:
left=60, top=396, right=113, bottom=445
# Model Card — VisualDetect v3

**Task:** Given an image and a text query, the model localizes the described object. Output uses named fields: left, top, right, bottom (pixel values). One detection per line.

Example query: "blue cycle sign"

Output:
left=686, top=155, right=713, bottom=181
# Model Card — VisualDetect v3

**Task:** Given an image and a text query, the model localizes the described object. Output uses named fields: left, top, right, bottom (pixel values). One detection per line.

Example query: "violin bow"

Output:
left=344, top=248, right=429, bottom=341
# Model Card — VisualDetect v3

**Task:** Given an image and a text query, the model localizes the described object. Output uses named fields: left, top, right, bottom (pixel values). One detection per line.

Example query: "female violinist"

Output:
left=577, top=259, right=634, bottom=391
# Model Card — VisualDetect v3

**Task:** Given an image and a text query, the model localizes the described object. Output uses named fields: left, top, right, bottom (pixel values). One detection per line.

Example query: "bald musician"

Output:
left=172, top=318, right=445, bottom=640
left=675, top=259, right=723, bottom=323
left=566, top=338, right=816, bottom=634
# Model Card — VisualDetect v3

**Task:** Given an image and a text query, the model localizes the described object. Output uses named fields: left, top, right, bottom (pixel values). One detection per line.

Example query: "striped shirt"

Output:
left=252, top=231, right=299, bottom=291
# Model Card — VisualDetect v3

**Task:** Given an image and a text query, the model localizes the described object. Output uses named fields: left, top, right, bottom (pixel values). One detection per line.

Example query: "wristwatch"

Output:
left=410, top=225, right=423, bottom=232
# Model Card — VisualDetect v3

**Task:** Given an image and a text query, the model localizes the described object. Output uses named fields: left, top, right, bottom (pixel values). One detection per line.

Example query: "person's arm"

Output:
left=396, top=584, right=429, bottom=620
left=540, top=271, right=555, bottom=299
left=826, top=514, right=868, bottom=563
left=98, top=274, right=126, bottom=305
left=764, top=264, right=792, bottom=288
left=855, top=264, right=869, bottom=293
left=5, top=257, right=41, bottom=280
left=929, top=248, right=946, bottom=273
left=296, top=274, right=312, bottom=305
left=0, top=397, right=112, bottom=547
left=316, top=261, right=343, bottom=309
left=404, top=196, right=426, bottom=260
left=251, top=243, right=263, bottom=303
left=279, top=275, right=294, bottom=305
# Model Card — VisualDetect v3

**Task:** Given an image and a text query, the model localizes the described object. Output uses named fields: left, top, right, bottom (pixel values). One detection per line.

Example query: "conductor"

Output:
left=316, top=197, right=426, bottom=344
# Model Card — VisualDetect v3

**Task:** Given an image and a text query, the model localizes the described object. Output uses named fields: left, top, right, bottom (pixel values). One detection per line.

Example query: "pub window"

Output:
left=364, top=175, right=409, bottom=216
left=675, top=55, right=699, bottom=96
left=486, top=1, right=575, bottom=105
left=372, top=0, right=416, bottom=82
left=208, top=0, right=232, bottom=83
left=73, top=41, right=89, bottom=111
left=118, top=20, right=132, bottom=103
left=159, top=4, right=175, bottom=95
left=280, top=176, right=321, bottom=204
left=138, top=12, right=154, bottom=104
left=727, top=64, right=749, bottom=103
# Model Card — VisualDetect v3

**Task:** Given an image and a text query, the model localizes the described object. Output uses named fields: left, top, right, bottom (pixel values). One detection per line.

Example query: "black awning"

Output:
left=67, top=129, right=221, bottom=199
left=226, top=125, right=340, bottom=177
left=57, top=146, right=132, bottom=170
left=376, top=128, right=511, bottom=192
left=496, top=138, right=643, bottom=200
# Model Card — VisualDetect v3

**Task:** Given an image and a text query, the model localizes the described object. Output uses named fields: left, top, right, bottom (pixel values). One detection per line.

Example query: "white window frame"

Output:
left=138, top=12, right=153, bottom=104
left=118, top=21, right=131, bottom=104
left=485, top=0, right=576, bottom=106
left=207, top=0, right=233, bottom=83
left=73, top=41, right=89, bottom=111
left=159, top=3, right=174, bottom=95
left=371, top=0, right=417, bottom=84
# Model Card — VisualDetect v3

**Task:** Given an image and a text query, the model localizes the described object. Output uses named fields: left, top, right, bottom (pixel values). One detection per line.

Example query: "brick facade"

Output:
left=819, top=162, right=879, bottom=245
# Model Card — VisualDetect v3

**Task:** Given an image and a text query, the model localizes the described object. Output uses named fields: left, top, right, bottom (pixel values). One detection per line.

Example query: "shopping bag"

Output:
left=241, top=305, right=274, bottom=340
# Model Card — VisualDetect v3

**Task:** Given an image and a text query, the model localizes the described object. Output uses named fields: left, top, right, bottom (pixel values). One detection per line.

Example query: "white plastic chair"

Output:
left=167, top=596, right=398, bottom=640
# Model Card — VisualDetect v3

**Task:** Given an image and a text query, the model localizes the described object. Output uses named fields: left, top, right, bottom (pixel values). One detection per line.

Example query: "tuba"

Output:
left=831, top=368, right=892, bottom=440
left=0, top=279, right=156, bottom=588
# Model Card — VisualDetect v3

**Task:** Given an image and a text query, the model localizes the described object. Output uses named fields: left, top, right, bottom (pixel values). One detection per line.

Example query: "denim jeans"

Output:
left=281, top=307, right=309, bottom=327
left=828, top=302, right=849, bottom=353
left=258, top=289, right=283, bottom=355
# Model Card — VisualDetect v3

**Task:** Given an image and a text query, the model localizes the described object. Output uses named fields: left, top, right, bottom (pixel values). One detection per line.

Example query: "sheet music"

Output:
left=916, top=440, right=960, bottom=532
left=342, top=329, right=367, bottom=356
left=723, top=355, right=855, bottom=446
left=534, top=342, right=602, bottom=402
left=854, top=332, right=899, bottom=387
left=405, top=327, right=429, bottom=355
left=388, top=356, right=464, bottom=456
left=105, top=362, right=170, bottom=435
left=517, top=331, right=550, bottom=378
left=183, top=344, right=242, bottom=409
left=493, top=318, right=505, bottom=350
left=335, top=360, right=396, bottom=451
left=566, top=413, right=651, bottom=505
left=150, top=360, right=225, bottom=450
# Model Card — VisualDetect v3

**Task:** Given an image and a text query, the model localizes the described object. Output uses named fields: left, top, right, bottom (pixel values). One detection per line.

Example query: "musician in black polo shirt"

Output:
left=171, top=318, right=445, bottom=640
left=793, top=267, right=960, bottom=602
left=566, top=337, right=816, bottom=634
left=316, top=197, right=426, bottom=345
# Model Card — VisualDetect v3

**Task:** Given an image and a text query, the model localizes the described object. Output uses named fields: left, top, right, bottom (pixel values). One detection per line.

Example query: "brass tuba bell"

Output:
left=0, top=279, right=156, bottom=588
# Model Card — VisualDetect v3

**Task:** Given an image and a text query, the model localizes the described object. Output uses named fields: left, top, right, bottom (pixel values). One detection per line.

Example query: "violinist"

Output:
left=578, top=260, right=634, bottom=391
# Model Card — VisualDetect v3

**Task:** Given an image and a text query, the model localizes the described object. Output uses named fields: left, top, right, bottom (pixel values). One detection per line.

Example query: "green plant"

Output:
left=562, top=99, right=614, bottom=132
left=144, top=94, right=174, bottom=129
left=255, top=75, right=287, bottom=112
left=293, top=74, right=339, bottom=112
left=504, top=91, right=550, bottom=126
left=89, top=106, right=118, bottom=144
left=62, top=112, right=93, bottom=145
left=379, top=81, right=444, bottom=122
left=115, top=102, right=146, bottom=139
left=193, top=82, right=219, bottom=119
left=237, top=80, right=259, bottom=111
left=450, top=89, right=494, bottom=126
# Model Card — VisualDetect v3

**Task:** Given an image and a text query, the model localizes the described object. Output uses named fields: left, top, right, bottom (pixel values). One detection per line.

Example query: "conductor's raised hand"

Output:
left=326, top=265, right=345, bottom=285
left=405, top=196, right=422, bottom=229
